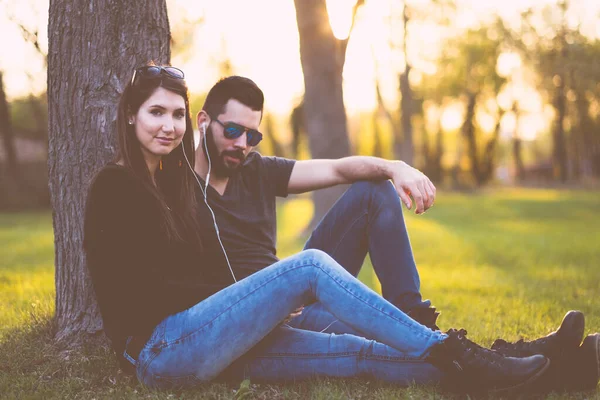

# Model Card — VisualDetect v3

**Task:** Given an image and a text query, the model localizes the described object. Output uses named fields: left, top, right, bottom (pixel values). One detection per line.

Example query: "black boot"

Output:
left=491, top=310, right=585, bottom=358
left=560, top=333, right=600, bottom=392
left=427, top=328, right=550, bottom=395
left=407, top=306, right=440, bottom=330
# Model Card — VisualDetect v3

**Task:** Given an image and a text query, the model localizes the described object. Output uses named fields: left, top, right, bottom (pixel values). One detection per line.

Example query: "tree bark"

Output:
left=480, top=110, right=504, bottom=184
left=552, top=74, right=568, bottom=183
left=0, top=71, right=22, bottom=208
left=397, top=5, right=414, bottom=166
left=461, top=91, right=483, bottom=185
left=48, top=0, right=171, bottom=344
left=0, top=72, right=19, bottom=174
left=294, top=0, right=353, bottom=230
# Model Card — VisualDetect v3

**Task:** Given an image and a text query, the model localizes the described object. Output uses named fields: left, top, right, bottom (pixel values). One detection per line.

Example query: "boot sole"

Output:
left=489, top=357, right=552, bottom=396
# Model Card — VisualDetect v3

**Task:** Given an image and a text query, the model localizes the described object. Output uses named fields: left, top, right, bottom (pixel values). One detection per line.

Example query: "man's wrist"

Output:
left=384, top=160, right=405, bottom=180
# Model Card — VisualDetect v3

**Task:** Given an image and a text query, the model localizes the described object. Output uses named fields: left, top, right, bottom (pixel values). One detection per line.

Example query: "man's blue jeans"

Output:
left=132, top=249, right=445, bottom=389
left=290, top=180, right=431, bottom=336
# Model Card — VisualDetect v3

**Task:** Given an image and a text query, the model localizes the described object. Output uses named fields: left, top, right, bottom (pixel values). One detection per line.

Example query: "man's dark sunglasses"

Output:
left=212, top=118, right=263, bottom=146
left=131, top=66, right=185, bottom=86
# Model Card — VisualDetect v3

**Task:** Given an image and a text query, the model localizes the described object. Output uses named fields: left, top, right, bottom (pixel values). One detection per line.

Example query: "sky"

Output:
left=1, top=0, right=599, bottom=138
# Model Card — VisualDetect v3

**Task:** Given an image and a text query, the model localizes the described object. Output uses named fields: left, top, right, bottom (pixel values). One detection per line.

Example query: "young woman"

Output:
left=83, top=64, right=550, bottom=396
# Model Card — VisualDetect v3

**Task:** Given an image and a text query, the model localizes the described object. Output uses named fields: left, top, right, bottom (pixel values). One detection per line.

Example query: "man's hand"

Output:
left=282, top=306, right=304, bottom=324
left=390, top=161, right=436, bottom=214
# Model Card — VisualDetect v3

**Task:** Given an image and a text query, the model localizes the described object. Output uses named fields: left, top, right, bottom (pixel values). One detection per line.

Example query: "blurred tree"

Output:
left=9, top=92, right=47, bottom=142
left=511, top=102, right=526, bottom=182
left=432, top=23, right=507, bottom=186
left=9, top=7, right=49, bottom=148
left=290, top=99, right=304, bottom=159
left=48, top=0, right=171, bottom=344
left=260, top=112, right=286, bottom=157
left=0, top=71, right=21, bottom=205
left=517, top=1, right=600, bottom=181
left=374, top=0, right=456, bottom=183
left=293, top=0, right=364, bottom=230
left=372, top=3, right=416, bottom=167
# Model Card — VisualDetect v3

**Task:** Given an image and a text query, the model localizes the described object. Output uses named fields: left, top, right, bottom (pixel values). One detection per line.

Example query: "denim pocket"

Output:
left=150, top=373, right=202, bottom=389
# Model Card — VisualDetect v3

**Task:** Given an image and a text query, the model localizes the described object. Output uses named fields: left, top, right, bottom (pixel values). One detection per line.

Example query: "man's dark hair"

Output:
left=202, top=76, right=264, bottom=119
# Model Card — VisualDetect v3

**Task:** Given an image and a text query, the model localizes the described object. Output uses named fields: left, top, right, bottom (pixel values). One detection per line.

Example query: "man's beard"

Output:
left=202, top=127, right=246, bottom=178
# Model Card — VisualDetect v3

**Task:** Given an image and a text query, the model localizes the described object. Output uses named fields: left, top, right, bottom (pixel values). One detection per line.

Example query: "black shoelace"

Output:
left=452, top=329, right=503, bottom=368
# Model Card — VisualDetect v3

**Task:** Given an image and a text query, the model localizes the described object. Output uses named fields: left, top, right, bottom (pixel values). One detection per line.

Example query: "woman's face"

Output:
left=131, top=86, right=187, bottom=166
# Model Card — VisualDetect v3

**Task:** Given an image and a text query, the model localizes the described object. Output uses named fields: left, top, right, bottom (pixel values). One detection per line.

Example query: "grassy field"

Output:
left=1, top=188, right=599, bottom=399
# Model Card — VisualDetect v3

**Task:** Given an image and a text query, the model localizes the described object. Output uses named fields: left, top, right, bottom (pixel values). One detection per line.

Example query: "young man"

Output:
left=191, top=76, right=598, bottom=392
left=194, top=76, right=439, bottom=334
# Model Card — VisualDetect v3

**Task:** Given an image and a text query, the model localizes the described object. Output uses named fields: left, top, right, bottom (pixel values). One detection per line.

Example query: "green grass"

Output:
left=1, top=189, right=600, bottom=399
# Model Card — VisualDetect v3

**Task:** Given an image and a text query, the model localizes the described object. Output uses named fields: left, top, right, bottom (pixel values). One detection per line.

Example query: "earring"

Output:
left=128, top=119, right=134, bottom=125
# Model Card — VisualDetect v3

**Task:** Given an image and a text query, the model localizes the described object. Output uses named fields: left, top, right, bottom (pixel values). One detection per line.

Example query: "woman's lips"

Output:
left=156, top=137, right=174, bottom=145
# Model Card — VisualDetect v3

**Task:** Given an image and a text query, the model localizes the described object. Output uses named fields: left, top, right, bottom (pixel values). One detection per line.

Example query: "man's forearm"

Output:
left=334, top=156, right=402, bottom=183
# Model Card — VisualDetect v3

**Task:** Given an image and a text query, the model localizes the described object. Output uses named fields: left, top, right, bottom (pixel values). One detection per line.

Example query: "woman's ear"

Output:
left=127, top=108, right=135, bottom=125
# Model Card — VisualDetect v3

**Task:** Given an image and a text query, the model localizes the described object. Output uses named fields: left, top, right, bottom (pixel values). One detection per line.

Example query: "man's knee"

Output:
left=349, top=180, right=398, bottom=207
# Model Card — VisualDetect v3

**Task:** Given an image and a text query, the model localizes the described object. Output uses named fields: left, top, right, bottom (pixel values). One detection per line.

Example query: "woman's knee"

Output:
left=301, top=248, right=337, bottom=268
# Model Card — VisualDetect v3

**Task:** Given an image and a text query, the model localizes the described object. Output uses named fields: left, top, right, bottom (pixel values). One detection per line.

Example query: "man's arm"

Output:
left=288, top=156, right=436, bottom=214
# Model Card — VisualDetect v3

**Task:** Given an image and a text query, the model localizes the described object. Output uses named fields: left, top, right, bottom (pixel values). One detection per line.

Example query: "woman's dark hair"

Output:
left=116, top=61, right=202, bottom=248
left=202, top=75, right=264, bottom=120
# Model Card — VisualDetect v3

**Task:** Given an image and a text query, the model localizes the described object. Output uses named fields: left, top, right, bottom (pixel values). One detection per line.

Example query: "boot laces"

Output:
left=452, top=329, right=503, bottom=368
left=498, top=335, right=554, bottom=356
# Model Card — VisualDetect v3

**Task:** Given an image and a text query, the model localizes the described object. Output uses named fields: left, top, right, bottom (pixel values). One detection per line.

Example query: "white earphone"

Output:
left=180, top=119, right=237, bottom=283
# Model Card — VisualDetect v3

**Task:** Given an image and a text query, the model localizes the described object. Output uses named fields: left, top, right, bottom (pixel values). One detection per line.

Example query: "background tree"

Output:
left=0, top=71, right=21, bottom=208
left=431, top=23, right=507, bottom=186
left=48, top=0, right=171, bottom=344
left=293, top=0, right=363, bottom=230
left=516, top=1, right=600, bottom=182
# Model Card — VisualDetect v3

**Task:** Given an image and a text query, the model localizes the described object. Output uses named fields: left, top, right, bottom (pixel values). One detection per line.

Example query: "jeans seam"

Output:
left=314, top=263, right=432, bottom=338
left=256, top=352, right=424, bottom=361
left=138, top=349, right=161, bottom=381
left=327, top=211, right=368, bottom=261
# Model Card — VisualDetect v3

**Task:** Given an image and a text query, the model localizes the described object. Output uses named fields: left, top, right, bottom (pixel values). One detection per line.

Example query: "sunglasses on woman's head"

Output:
left=130, top=66, right=185, bottom=86
left=212, top=118, right=263, bottom=146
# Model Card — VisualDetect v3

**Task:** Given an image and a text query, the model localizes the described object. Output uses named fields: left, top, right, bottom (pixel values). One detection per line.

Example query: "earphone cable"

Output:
left=181, top=127, right=238, bottom=283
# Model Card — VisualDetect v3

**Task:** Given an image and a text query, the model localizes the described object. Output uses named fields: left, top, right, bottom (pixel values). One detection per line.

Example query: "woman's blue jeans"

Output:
left=292, top=180, right=431, bottom=336
left=131, top=249, right=445, bottom=389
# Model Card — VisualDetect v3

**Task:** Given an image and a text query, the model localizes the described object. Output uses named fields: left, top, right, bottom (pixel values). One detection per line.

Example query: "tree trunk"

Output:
left=552, top=75, right=568, bottom=182
left=0, top=71, right=22, bottom=208
left=433, top=124, right=444, bottom=183
left=574, top=90, right=594, bottom=179
left=372, top=112, right=384, bottom=158
left=0, top=72, right=18, bottom=175
left=399, top=68, right=414, bottom=166
left=397, top=5, right=414, bottom=166
left=48, top=0, right=171, bottom=344
left=261, top=113, right=286, bottom=157
left=480, top=113, right=503, bottom=184
left=28, top=93, right=47, bottom=145
left=461, top=92, right=482, bottom=185
left=294, top=0, right=352, bottom=230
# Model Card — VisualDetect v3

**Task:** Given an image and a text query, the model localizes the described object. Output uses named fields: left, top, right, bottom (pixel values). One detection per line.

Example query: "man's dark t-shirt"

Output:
left=194, top=151, right=296, bottom=279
